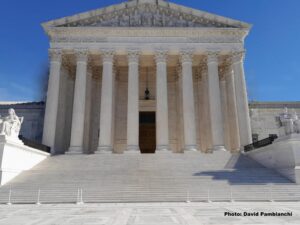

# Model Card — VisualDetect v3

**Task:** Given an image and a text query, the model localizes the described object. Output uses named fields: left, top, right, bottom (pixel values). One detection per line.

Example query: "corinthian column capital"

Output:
left=49, top=49, right=62, bottom=62
left=180, top=50, right=193, bottom=64
left=232, top=51, right=245, bottom=64
left=207, top=51, right=220, bottom=64
left=75, top=49, right=88, bottom=63
left=127, top=49, right=140, bottom=64
left=101, top=49, right=115, bottom=63
left=155, top=50, right=168, bottom=64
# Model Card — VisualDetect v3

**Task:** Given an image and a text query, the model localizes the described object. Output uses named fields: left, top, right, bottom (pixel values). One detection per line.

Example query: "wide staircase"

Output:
left=0, top=151, right=299, bottom=204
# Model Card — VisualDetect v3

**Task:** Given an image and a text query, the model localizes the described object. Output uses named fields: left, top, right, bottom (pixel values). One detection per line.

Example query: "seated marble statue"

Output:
left=0, top=108, right=23, bottom=139
left=0, top=115, right=3, bottom=133
left=279, top=107, right=294, bottom=135
left=292, top=111, right=300, bottom=133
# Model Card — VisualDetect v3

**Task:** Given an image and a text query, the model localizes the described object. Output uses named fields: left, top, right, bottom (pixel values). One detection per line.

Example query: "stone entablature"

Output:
left=46, top=27, right=248, bottom=45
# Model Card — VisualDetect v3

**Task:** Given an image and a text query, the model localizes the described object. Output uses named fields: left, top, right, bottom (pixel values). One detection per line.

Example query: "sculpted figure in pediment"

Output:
left=0, top=115, right=3, bottom=132
left=142, top=7, right=153, bottom=26
left=131, top=10, right=142, bottom=26
left=153, top=10, right=163, bottom=26
left=119, top=13, right=130, bottom=26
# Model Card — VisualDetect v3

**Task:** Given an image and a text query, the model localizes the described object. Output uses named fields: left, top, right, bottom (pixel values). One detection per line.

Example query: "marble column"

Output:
left=126, top=50, right=140, bottom=152
left=155, top=50, right=169, bottom=151
left=42, top=49, right=62, bottom=154
left=97, top=50, right=115, bottom=153
left=68, top=49, right=88, bottom=154
left=232, top=52, right=252, bottom=147
left=219, top=71, right=231, bottom=151
left=180, top=51, right=197, bottom=151
left=226, top=61, right=241, bottom=152
left=207, top=52, right=226, bottom=151
left=198, top=62, right=212, bottom=152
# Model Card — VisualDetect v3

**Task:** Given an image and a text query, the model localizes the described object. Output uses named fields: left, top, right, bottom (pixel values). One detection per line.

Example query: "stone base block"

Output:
left=245, top=134, right=300, bottom=184
left=125, top=145, right=140, bottom=153
left=156, top=145, right=170, bottom=152
left=95, top=145, right=113, bottom=154
left=67, top=146, right=83, bottom=154
left=212, top=145, right=227, bottom=152
left=0, top=135, right=49, bottom=186
left=184, top=145, right=198, bottom=152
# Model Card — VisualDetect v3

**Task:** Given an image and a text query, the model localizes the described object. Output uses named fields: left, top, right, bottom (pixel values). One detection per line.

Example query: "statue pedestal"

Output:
left=0, top=135, right=50, bottom=186
left=245, top=133, right=300, bottom=184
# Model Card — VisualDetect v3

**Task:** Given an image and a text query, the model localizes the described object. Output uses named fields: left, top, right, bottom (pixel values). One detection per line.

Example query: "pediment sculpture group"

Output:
left=280, top=107, right=300, bottom=135
left=0, top=108, right=23, bottom=139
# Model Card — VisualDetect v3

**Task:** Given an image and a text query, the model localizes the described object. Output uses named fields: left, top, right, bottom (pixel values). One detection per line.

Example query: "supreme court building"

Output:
left=41, top=0, right=253, bottom=155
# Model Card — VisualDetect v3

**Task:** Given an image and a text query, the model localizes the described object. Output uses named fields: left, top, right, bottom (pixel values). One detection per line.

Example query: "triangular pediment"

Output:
left=42, top=0, right=250, bottom=29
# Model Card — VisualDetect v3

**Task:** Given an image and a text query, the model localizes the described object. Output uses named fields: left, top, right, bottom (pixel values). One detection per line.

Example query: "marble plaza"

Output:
left=0, top=203, right=300, bottom=225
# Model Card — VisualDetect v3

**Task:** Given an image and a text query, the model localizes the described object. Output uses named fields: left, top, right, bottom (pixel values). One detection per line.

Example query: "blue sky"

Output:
left=0, top=0, right=299, bottom=102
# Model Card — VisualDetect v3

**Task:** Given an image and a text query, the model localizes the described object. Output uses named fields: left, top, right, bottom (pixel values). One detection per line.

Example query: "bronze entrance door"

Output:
left=139, top=112, right=156, bottom=154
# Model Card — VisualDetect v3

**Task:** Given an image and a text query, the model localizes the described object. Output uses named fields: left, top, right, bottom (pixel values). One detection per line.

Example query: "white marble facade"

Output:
left=41, top=0, right=253, bottom=154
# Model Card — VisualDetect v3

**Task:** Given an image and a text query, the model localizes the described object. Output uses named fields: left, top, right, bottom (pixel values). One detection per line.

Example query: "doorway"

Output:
left=139, top=112, right=156, bottom=154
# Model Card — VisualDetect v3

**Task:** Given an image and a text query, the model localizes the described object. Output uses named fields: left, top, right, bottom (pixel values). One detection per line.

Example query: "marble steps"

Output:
left=0, top=151, right=298, bottom=203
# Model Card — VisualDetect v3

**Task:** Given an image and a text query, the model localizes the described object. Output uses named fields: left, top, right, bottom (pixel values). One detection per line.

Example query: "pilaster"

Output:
left=68, top=49, right=88, bottom=154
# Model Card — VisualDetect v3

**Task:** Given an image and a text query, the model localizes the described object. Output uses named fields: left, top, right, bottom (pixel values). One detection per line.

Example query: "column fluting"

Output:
left=226, top=59, right=241, bottom=152
left=68, top=49, right=88, bottom=154
left=97, top=50, right=115, bottom=153
left=232, top=52, right=252, bottom=147
left=155, top=50, right=169, bottom=152
left=126, top=50, right=140, bottom=152
left=207, top=52, right=226, bottom=151
left=42, top=49, right=62, bottom=154
left=180, top=51, right=197, bottom=151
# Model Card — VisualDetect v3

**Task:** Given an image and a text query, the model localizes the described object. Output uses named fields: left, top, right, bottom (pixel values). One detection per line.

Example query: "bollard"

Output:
left=230, top=187, right=234, bottom=203
left=186, top=190, right=191, bottom=203
left=269, top=185, right=274, bottom=202
left=36, top=189, right=41, bottom=205
left=76, top=188, right=84, bottom=205
left=207, top=189, right=212, bottom=203
left=7, top=189, right=12, bottom=205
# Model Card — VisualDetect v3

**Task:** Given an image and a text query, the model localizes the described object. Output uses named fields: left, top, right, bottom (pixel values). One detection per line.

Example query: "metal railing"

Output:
left=18, top=135, right=51, bottom=153
left=244, top=134, right=278, bottom=152
left=1, top=184, right=300, bottom=205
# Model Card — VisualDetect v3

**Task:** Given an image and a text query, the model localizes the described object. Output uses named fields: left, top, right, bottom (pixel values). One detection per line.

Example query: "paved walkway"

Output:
left=0, top=202, right=300, bottom=225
